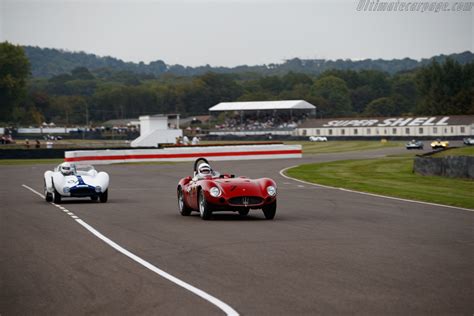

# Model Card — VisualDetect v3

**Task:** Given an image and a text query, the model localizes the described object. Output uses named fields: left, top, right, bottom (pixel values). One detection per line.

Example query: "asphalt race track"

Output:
left=1, top=147, right=473, bottom=315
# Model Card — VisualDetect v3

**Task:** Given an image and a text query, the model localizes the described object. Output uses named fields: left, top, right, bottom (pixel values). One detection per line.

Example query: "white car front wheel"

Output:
left=53, top=189, right=61, bottom=204
left=44, top=181, right=53, bottom=202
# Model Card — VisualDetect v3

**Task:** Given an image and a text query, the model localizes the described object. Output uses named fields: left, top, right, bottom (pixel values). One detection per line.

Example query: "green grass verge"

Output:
left=432, top=146, right=474, bottom=157
left=286, top=140, right=403, bottom=154
left=0, top=159, right=64, bottom=165
left=201, top=140, right=404, bottom=154
left=285, top=156, right=474, bottom=209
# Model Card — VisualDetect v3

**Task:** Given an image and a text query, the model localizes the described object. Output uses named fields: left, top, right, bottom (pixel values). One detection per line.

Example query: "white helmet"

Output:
left=198, top=163, right=211, bottom=176
left=60, top=162, right=73, bottom=175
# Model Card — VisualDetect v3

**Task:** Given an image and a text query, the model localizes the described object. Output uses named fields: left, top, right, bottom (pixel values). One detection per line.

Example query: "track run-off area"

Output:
left=1, top=146, right=473, bottom=315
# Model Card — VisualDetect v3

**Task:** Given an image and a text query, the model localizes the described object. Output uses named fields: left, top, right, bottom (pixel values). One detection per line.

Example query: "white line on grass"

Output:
left=279, top=165, right=473, bottom=212
left=21, top=184, right=239, bottom=316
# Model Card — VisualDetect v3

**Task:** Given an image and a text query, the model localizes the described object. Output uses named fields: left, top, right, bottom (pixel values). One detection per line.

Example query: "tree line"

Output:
left=1, top=42, right=473, bottom=126
left=24, top=45, right=473, bottom=78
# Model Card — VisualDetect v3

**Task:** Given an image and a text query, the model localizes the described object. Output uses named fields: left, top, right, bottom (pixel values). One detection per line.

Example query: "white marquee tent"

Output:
left=209, top=100, right=316, bottom=112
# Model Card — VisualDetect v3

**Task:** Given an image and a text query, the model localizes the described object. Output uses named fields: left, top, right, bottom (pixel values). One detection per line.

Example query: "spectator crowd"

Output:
left=214, top=112, right=308, bottom=131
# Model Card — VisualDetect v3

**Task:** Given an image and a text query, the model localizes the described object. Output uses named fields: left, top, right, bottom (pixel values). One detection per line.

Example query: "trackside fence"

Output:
left=65, top=144, right=302, bottom=165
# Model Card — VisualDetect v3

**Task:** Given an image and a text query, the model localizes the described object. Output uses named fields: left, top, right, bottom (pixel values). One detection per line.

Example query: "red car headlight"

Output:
left=267, top=186, right=276, bottom=196
left=210, top=187, right=221, bottom=197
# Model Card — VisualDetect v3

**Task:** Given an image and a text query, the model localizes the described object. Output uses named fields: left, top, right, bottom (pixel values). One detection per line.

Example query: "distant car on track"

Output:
left=431, top=139, right=449, bottom=150
left=44, top=162, right=109, bottom=203
left=177, top=158, right=277, bottom=220
left=309, top=136, right=328, bottom=142
left=463, top=137, right=474, bottom=145
left=405, top=139, right=424, bottom=150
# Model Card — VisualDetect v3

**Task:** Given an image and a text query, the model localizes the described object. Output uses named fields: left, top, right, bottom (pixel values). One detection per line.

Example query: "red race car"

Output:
left=177, top=158, right=277, bottom=220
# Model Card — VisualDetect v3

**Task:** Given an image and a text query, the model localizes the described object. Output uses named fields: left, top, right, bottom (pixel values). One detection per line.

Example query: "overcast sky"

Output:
left=1, top=0, right=472, bottom=67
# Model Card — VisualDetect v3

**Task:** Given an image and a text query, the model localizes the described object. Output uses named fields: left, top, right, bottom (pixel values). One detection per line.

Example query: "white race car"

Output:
left=44, top=162, right=109, bottom=203
left=309, top=136, right=328, bottom=142
left=463, top=137, right=474, bottom=145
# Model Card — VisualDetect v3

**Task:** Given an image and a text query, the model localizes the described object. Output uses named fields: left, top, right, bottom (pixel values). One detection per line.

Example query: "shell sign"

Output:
left=323, top=117, right=450, bottom=127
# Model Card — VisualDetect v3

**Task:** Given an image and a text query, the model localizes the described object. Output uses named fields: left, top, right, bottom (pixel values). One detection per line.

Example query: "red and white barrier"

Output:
left=65, top=144, right=302, bottom=164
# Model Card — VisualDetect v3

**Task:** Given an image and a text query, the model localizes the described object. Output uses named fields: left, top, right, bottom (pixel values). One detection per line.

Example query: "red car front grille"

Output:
left=228, top=196, right=263, bottom=206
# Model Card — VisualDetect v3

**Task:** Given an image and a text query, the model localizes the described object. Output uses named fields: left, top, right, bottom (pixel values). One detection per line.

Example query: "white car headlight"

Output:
left=63, top=187, right=70, bottom=193
left=267, top=186, right=276, bottom=196
left=209, top=187, right=221, bottom=197
left=95, top=186, right=102, bottom=193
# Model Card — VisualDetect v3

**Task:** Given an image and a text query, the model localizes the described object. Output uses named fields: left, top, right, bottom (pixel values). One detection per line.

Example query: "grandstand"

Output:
left=208, top=100, right=473, bottom=140
left=209, top=100, right=316, bottom=136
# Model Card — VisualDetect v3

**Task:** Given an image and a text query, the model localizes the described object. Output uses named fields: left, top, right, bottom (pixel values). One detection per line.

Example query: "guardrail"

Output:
left=0, top=148, right=67, bottom=159
left=65, top=144, right=302, bottom=164
left=0, top=147, right=144, bottom=159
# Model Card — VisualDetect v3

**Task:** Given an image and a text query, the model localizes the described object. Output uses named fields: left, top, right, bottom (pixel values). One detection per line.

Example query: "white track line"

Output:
left=279, top=166, right=474, bottom=212
left=22, top=184, right=239, bottom=316
left=22, top=184, right=45, bottom=198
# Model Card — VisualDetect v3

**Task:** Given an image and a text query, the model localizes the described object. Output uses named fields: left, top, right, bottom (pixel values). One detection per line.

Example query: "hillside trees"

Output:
left=363, top=97, right=397, bottom=116
left=0, top=42, right=30, bottom=122
left=2, top=45, right=473, bottom=126
left=416, top=59, right=474, bottom=115
left=22, top=45, right=474, bottom=78
left=311, top=76, right=352, bottom=117
left=390, top=73, right=418, bottom=115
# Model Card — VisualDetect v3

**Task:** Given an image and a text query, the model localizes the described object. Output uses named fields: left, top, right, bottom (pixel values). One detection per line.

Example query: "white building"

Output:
left=296, top=115, right=474, bottom=138
left=131, top=115, right=182, bottom=147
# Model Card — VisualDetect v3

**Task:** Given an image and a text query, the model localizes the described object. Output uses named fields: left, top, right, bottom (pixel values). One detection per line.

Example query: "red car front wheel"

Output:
left=198, top=190, right=212, bottom=220
left=262, top=200, right=276, bottom=220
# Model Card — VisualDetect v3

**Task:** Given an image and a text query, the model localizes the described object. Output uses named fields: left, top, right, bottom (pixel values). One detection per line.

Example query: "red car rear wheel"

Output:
left=178, top=188, right=191, bottom=216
